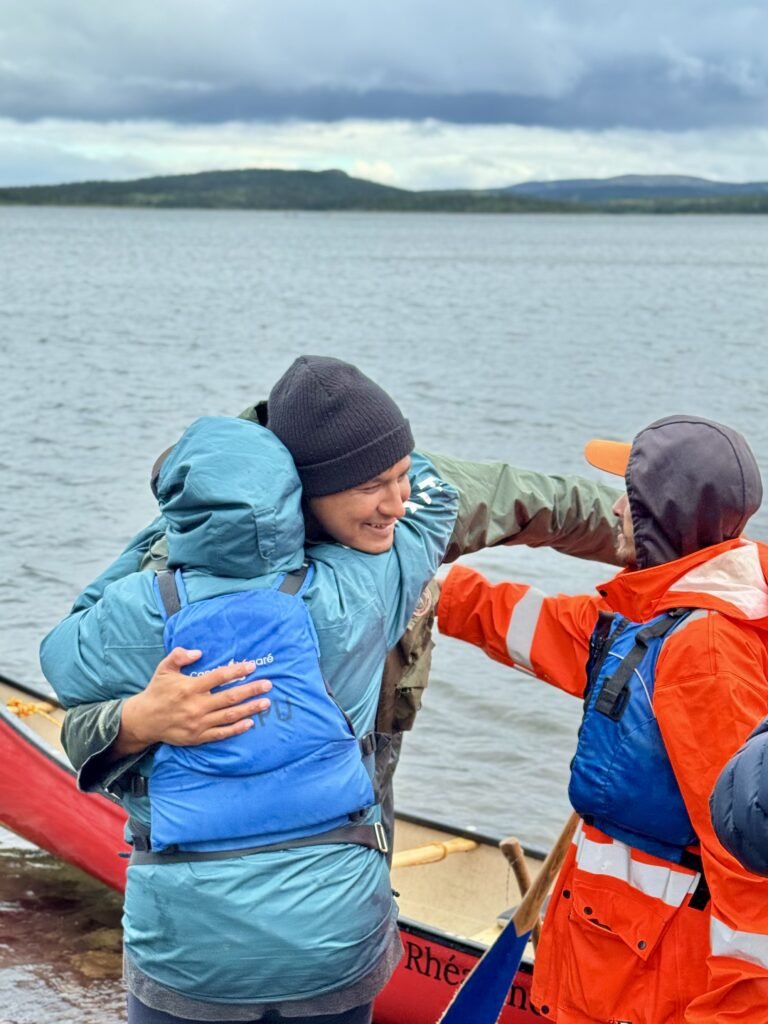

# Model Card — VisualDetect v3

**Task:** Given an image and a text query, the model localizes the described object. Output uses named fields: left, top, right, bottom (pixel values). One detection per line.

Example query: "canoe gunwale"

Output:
left=0, top=672, right=73, bottom=774
left=395, top=809, right=547, bottom=863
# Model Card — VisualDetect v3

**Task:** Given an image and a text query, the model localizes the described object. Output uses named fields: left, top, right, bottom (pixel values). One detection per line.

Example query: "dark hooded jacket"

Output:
left=711, top=717, right=768, bottom=876
left=626, top=414, right=763, bottom=569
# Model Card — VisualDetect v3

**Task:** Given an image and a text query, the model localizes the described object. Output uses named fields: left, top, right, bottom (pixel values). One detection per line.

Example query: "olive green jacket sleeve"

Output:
left=425, top=451, right=622, bottom=567
left=60, top=697, right=151, bottom=794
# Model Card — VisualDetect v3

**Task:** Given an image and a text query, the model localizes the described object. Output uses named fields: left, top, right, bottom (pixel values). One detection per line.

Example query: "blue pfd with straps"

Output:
left=569, top=608, right=698, bottom=863
left=146, top=564, right=377, bottom=856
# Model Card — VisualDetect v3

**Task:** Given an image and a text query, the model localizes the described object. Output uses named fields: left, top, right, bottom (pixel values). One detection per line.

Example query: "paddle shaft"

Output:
left=512, top=810, right=579, bottom=933
left=499, top=836, right=542, bottom=948
left=392, top=836, right=477, bottom=868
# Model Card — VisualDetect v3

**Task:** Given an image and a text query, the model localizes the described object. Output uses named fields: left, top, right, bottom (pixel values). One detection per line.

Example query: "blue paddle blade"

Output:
left=439, top=923, right=531, bottom=1024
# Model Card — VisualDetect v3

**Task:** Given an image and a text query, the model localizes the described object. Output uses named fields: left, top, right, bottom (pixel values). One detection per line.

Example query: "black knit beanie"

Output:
left=268, top=355, right=415, bottom=497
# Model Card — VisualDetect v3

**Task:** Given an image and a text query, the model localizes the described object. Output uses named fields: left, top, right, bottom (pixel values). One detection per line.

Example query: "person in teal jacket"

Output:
left=42, top=407, right=459, bottom=1022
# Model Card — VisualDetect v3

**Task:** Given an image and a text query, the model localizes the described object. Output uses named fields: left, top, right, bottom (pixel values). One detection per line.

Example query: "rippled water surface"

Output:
left=1, top=207, right=767, bottom=1021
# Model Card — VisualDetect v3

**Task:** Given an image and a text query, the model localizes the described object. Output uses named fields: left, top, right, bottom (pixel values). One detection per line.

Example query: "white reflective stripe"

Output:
left=711, top=916, right=768, bottom=970
left=505, top=586, right=545, bottom=670
left=575, top=826, right=699, bottom=908
left=404, top=476, right=446, bottom=516
left=416, top=475, right=439, bottom=490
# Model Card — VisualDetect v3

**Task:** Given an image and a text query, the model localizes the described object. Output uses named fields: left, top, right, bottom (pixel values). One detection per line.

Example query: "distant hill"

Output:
left=0, top=168, right=574, bottom=213
left=502, top=174, right=768, bottom=204
left=1, top=169, right=767, bottom=213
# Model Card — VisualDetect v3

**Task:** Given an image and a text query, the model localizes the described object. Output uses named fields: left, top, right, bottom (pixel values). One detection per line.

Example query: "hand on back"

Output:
left=117, top=647, right=272, bottom=754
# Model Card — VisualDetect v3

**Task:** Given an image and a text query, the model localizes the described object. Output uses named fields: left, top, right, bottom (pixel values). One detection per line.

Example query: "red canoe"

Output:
left=0, top=672, right=545, bottom=1023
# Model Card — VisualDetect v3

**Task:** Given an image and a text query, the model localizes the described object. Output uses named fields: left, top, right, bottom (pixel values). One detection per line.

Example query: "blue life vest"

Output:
left=147, top=566, right=375, bottom=854
left=568, top=609, right=698, bottom=863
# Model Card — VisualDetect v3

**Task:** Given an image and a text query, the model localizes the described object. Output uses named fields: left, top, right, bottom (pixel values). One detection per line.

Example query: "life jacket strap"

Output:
left=128, top=819, right=389, bottom=864
left=594, top=609, right=690, bottom=720
left=277, top=565, right=311, bottom=596
left=584, top=611, right=628, bottom=706
left=128, top=774, right=149, bottom=797
left=155, top=570, right=182, bottom=618
left=155, top=565, right=312, bottom=620
left=129, top=818, right=152, bottom=851
left=678, top=848, right=711, bottom=910
left=678, top=848, right=703, bottom=872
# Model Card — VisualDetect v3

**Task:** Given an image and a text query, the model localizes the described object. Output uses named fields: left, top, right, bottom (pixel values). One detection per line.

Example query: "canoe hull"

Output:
left=0, top=696, right=130, bottom=890
left=376, top=921, right=540, bottom=1024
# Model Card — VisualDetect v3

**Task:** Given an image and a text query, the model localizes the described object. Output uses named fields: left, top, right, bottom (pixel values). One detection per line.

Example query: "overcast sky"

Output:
left=2, top=1, right=767, bottom=188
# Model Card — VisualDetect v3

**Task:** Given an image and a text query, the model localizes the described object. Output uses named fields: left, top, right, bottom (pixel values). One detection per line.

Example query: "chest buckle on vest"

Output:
left=374, top=821, right=389, bottom=854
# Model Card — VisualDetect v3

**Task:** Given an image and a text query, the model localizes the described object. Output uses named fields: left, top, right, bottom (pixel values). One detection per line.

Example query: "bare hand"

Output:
left=115, top=647, right=272, bottom=756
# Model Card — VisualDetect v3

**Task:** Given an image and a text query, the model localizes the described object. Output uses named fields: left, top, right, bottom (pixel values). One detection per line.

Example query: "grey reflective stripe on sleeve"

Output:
left=670, top=608, right=709, bottom=632
left=505, top=587, right=546, bottom=670
left=711, top=915, right=768, bottom=970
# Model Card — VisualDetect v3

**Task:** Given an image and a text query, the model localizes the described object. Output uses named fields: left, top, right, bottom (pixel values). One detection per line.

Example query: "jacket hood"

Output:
left=156, top=417, right=305, bottom=578
left=599, top=537, right=768, bottom=630
left=626, top=415, right=763, bottom=570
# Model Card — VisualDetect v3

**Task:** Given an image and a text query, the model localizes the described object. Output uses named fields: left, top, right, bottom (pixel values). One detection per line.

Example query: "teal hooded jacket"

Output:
left=40, top=415, right=459, bottom=1009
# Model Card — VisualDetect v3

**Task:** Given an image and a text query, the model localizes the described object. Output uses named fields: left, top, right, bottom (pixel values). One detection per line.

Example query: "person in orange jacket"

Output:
left=438, top=414, right=768, bottom=1024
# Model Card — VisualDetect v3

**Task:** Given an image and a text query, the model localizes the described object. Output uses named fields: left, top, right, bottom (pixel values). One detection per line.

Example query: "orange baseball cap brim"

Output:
left=584, top=438, right=631, bottom=477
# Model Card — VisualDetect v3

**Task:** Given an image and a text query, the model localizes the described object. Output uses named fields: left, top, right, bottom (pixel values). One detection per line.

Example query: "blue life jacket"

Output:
left=147, top=565, right=376, bottom=854
left=568, top=609, right=698, bottom=863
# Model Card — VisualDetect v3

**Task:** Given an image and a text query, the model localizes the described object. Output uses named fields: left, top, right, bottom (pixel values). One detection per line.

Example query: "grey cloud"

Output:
left=1, top=1, right=767, bottom=130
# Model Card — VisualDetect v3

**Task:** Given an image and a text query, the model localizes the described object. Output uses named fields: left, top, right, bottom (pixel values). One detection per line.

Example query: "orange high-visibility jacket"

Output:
left=438, top=537, right=768, bottom=1024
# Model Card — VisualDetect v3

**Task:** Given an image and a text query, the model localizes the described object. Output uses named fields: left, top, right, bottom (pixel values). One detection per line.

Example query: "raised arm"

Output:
left=426, top=451, right=622, bottom=566
left=437, top=563, right=604, bottom=697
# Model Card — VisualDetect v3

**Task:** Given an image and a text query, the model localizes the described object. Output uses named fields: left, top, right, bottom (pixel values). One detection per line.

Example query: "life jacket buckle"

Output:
left=359, top=731, right=377, bottom=757
left=129, top=774, right=148, bottom=796
left=374, top=821, right=389, bottom=854
left=131, top=832, right=151, bottom=853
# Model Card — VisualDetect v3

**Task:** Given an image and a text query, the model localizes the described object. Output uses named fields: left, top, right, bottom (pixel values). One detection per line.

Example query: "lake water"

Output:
left=1, top=207, right=767, bottom=1021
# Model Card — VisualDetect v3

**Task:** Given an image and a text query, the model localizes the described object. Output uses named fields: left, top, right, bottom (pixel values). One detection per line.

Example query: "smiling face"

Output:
left=308, top=455, right=412, bottom=554
left=613, top=492, right=638, bottom=568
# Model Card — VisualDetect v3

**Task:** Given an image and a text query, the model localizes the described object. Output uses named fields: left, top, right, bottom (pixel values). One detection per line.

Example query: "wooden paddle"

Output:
left=392, top=836, right=477, bottom=869
left=499, top=836, right=542, bottom=949
left=439, top=811, right=579, bottom=1024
